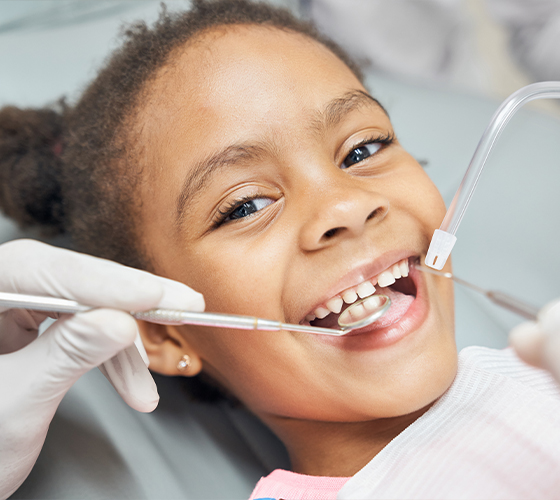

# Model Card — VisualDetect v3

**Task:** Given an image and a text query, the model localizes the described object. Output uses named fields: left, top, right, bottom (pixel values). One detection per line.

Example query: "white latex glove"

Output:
left=0, top=239, right=204, bottom=499
left=510, top=299, right=560, bottom=383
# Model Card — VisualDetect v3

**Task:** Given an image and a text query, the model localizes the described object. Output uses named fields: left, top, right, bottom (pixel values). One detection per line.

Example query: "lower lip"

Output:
left=316, top=265, right=429, bottom=351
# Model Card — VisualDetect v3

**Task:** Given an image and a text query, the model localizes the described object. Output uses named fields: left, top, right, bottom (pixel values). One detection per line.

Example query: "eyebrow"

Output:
left=313, top=89, right=389, bottom=132
left=175, top=90, right=388, bottom=225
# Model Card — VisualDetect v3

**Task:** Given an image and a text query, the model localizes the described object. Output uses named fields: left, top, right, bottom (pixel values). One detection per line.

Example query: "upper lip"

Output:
left=297, top=249, right=418, bottom=323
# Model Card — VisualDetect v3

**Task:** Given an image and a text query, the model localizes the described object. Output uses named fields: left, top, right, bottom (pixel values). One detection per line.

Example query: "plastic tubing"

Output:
left=425, top=81, right=560, bottom=270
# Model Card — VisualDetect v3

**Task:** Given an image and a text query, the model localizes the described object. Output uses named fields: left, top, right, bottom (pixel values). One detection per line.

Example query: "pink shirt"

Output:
left=249, top=469, right=350, bottom=500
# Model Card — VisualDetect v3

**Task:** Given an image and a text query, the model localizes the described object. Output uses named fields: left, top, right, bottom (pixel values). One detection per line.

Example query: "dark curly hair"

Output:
left=0, top=0, right=363, bottom=401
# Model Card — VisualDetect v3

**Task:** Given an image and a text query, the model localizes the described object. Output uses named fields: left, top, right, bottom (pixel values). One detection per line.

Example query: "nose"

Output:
left=298, top=177, right=389, bottom=251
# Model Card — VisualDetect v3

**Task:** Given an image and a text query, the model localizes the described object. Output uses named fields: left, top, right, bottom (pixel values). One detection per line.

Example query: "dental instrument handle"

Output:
left=116, top=310, right=346, bottom=336
left=0, top=292, right=91, bottom=314
left=0, top=291, right=346, bottom=337
left=133, top=308, right=267, bottom=328
left=485, top=291, right=538, bottom=321
left=426, top=81, right=560, bottom=270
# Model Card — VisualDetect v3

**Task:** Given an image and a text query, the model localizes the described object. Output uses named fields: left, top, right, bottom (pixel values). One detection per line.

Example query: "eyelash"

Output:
left=212, top=194, right=263, bottom=227
left=212, top=132, right=395, bottom=227
left=342, top=132, right=395, bottom=168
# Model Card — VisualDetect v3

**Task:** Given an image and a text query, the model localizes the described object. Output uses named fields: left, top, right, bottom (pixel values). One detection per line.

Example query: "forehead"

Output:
left=137, top=25, right=366, bottom=146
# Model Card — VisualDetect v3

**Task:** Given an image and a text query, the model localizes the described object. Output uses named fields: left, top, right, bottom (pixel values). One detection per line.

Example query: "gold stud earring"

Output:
left=177, top=354, right=191, bottom=372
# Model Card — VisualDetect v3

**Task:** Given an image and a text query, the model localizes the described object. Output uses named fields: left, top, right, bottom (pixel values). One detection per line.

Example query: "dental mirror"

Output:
left=336, top=294, right=391, bottom=330
left=0, top=292, right=392, bottom=338
left=133, top=293, right=392, bottom=336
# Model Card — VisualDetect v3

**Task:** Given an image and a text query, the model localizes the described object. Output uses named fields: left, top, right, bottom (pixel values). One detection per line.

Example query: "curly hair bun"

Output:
left=0, top=104, right=66, bottom=234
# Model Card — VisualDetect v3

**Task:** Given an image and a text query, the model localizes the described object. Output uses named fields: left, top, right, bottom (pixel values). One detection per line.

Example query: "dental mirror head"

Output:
left=336, top=294, right=391, bottom=331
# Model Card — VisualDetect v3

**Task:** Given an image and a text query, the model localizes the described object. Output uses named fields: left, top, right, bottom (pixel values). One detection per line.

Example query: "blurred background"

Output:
left=2, top=0, right=560, bottom=110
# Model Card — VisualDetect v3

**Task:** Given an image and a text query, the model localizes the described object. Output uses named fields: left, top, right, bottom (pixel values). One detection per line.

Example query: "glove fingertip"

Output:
left=100, top=344, right=160, bottom=412
left=117, top=384, right=159, bottom=412
left=114, top=381, right=159, bottom=413
left=129, top=394, right=160, bottom=413
left=156, top=278, right=205, bottom=311
left=510, top=321, right=546, bottom=368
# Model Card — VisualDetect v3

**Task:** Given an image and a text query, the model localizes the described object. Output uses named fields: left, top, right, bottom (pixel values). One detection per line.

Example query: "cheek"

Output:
left=178, top=233, right=292, bottom=318
left=394, top=165, right=446, bottom=230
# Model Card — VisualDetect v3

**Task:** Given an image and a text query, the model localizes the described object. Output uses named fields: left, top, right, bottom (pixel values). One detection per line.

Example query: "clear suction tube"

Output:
left=426, top=82, right=560, bottom=270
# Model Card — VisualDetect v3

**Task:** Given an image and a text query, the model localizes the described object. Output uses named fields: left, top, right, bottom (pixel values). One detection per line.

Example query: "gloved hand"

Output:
left=510, top=299, right=560, bottom=383
left=0, top=239, right=204, bottom=499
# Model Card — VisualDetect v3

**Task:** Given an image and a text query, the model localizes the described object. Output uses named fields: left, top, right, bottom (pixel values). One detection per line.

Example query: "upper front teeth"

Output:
left=314, top=306, right=330, bottom=319
left=377, top=270, right=395, bottom=287
left=326, top=296, right=343, bottom=314
left=308, top=258, right=410, bottom=321
left=399, top=260, right=409, bottom=277
left=342, top=289, right=358, bottom=304
left=375, top=259, right=410, bottom=288
left=357, top=281, right=376, bottom=298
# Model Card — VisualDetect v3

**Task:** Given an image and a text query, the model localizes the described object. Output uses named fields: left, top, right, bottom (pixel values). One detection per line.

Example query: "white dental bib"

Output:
left=338, top=346, right=560, bottom=500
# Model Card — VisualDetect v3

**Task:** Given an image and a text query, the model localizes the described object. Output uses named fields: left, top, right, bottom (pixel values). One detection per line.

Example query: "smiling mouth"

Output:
left=302, top=257, right=418, bottom=330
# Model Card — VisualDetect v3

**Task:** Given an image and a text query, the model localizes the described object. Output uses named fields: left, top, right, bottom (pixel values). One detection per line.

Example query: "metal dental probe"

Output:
left=415, top=264, right=538, bottom=320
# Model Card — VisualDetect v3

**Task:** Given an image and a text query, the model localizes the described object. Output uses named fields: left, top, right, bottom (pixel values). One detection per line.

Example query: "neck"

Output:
left=260, top=405, right=432, bottom=477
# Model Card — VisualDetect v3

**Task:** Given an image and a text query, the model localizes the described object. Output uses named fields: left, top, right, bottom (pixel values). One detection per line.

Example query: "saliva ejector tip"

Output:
left=425, top=229, right=457, bottom=270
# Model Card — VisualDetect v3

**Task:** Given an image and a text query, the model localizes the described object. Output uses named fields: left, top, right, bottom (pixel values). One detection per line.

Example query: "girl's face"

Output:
left=136, top=25, right=457, bottom=423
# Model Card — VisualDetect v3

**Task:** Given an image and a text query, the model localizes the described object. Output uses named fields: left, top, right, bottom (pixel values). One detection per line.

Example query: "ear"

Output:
left=137, top=320, right=203, bottom=377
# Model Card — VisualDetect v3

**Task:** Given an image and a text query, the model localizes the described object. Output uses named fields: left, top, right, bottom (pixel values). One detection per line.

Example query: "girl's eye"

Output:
left=342, top=142, right=382, bottom=169
left=224, top=197, right=273, bottom=222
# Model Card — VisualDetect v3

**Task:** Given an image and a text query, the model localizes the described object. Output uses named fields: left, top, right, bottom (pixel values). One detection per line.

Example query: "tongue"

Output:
left=364, top=287, right=414, bottom=330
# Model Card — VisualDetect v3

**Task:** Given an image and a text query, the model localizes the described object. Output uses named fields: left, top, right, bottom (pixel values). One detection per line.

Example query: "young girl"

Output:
left=1, top=1, right=559, bottom=498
